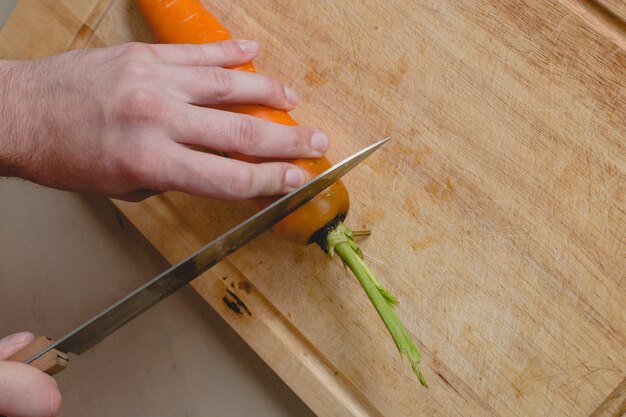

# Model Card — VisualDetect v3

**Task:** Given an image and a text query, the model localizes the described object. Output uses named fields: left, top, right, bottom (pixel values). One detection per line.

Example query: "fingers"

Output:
left=163, top=65, right=298, bottom=110
left=119, top=39, right=299, bottom=110
left=173, top=105, right=329, bottom=159
left=93, top=39, right=331, bottom=200
left=0, top=333, right=61, bottom=417
left=114, top=40, right=258, bottom=67
left=0, top=332, right=35, bottom=360
left=0, top=361, right=61, bottom=417
left=110, top=39, right=327, bottom=159
left=162, top=145, right=307, bottom=200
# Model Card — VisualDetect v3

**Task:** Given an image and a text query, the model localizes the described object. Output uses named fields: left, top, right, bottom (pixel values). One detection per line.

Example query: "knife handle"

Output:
left=6, top=336, right=69, bottom=376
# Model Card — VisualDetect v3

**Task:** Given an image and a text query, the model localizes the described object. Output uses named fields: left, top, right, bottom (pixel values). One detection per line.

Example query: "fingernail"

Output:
left=311, top=132, right=329, bottom=154
left=284, top=86, right=298, bottom=106
left=0, top=331, right=32, bottom=347
left=285, top=168, right=306, bottom=189
left=238, top=40, right=258, bottom=54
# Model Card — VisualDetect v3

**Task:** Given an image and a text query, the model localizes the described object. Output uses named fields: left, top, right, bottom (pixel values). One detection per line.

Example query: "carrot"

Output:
left=136, top=0, right=426, bottom=386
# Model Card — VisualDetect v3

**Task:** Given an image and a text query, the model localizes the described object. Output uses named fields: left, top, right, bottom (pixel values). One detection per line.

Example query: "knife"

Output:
left=6, top=136, right=390, bottom=376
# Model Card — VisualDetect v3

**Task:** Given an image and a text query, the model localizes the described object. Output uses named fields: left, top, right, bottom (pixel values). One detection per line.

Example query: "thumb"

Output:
left=0, top=362, right=61, bottom=417
left=0, top=332, right=35, bottom=360
left=0, top=334, right=62, bottom=417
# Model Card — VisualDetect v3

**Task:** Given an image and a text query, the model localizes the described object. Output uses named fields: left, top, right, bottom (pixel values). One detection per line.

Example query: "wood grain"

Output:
left=0, top=0, right=109, bottom=59
left=589, top=377, right=626, bottom=417
left=589, top=0, right=626, bottom=22
left=557, top=0, right=626, bottom=50
left=2, top=0, right=624, bottom=416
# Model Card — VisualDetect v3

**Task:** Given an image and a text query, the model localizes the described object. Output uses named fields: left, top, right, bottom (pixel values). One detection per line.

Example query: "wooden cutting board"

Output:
left=2, top=1, right=624, bottom=416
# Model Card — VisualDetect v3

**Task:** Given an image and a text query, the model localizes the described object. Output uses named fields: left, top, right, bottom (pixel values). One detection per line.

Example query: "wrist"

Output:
left=0, top=60, right=36, bottom=178
left=0, top=60, right=19, bottom=70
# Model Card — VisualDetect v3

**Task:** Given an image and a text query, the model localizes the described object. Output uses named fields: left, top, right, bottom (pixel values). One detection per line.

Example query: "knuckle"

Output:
left=266, top=164, right=284, bottom=195
left=219, top=40, right=241, bottom=60
left=207, top=67, right=234, bottom=100
left=225, top=168, right=254, bottom=199
left=120, top=42, right=156, bottom=59
left=231, top=117, right=261, bottom=152
left=115, top=142, right=161, bottom=186
left=180, top=44, right=207, bottom=65
left=275, top=126, right=307, bottom=157
left=118, top=59, right=155, bottom=79
left=267, top=77, right=285, bottom=100
left=286, top=128, right=309, bottom=154
left=116, top=88, right=167, bottom=122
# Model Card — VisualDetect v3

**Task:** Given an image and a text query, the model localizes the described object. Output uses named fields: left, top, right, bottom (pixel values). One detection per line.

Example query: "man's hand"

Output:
left=0, top=40, right=328, bottom=201
left=0, top=332, right=62, bottom=417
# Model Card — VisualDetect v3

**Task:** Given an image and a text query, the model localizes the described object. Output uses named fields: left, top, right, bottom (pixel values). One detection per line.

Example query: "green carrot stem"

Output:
left=326, top=222, right=427, bottom=387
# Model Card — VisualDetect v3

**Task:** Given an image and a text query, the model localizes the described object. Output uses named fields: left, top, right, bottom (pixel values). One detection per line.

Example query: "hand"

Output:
left=0, top=40, right=328, bottom=201
left=0, top=332, right=61, bottom=417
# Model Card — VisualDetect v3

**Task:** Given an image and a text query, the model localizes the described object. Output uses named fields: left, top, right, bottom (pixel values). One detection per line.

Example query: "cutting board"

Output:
left=1, top=1, right=624, bottom=416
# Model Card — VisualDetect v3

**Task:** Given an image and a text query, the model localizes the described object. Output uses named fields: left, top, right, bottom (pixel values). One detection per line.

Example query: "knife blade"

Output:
left=20, top=136, right=390, bottom=368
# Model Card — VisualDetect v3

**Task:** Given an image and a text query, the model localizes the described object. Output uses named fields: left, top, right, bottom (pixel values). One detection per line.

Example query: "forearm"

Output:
left=0, top=60, right=21, bottom=70
left=0, top=60, right=34, bottom=177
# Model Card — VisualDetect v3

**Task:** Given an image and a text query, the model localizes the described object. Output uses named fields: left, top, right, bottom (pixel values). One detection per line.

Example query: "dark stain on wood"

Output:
left=225, top=289, right=252, bottom=316
left=238, top=280, right=252, bottom=293
left=388, top=53, right=409, bottom=86
left=304, top=67, right=329, bottom=86
left=425, top=176, right=454, bottom=200
left=396, top=142, right=432, bottom=167
left=425, top=178, right=441, bottom=196
left=410, top=236, right=439, bottom=252
left=435, top=370, right=464, bottom=398
left=222, top=295, right=242, bottom=315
